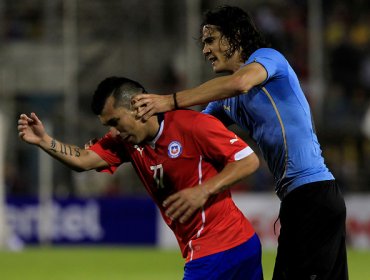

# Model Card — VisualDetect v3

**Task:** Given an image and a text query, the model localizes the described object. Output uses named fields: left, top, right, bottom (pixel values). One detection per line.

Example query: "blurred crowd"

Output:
left=1, top=0, right=369, bottom=197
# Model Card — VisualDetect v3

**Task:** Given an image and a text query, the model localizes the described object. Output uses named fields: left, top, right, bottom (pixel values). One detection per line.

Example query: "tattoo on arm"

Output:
left=49, top=139, right=81, bottom=157
left=74, top=147, right=81, bottom=157
left=50, top=139, right=57, bottom=153
left=60, top=144, right=68, bottom=155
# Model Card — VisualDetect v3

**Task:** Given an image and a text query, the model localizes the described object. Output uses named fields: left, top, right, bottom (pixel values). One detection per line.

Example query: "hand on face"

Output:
left=131, top=94, right=174, bottom=121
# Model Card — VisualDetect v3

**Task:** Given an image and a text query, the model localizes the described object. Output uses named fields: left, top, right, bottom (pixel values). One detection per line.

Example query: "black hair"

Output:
left=91, top=76, right=146, bottom=115
left=200, top=5, right=269, bottom=61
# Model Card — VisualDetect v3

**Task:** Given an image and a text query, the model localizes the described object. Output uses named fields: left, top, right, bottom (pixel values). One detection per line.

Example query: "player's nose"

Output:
left=203, top=45, right=211, bottom=56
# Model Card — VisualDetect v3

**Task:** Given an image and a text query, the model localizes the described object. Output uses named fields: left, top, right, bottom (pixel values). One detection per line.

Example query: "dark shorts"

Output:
left=183, top=233, right=263, bottom=280
left=273, top=180, right=348, bottom=280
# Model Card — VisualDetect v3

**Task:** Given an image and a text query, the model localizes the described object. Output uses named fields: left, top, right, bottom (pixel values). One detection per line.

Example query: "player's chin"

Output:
left=212, top=63, right=224, bottom=73
left=127, top=136, right=140, bottom=145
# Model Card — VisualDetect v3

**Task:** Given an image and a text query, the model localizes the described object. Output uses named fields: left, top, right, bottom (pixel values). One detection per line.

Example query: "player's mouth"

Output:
left=123, top=134, right=136, bottom=144
left=208, top=56, right=217, bottom=65
left=118, top=134, right=129, bottom=141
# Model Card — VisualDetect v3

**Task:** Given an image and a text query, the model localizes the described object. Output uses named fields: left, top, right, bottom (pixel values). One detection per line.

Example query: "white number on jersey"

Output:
left=150, top=164, right=165, bottom=189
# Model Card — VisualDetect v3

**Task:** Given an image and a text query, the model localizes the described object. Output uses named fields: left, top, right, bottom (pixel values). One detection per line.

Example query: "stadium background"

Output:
left=0, top=0, right=369, bottom=278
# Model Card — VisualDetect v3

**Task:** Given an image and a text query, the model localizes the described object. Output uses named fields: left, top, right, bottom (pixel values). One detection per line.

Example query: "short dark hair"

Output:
left=91, top=76, right=146, bottom=115
left=200, top=5, right=269, bottom=61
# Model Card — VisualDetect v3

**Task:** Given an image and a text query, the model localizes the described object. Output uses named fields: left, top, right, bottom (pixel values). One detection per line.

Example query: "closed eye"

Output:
left=105, top=118, right=119, bottom=127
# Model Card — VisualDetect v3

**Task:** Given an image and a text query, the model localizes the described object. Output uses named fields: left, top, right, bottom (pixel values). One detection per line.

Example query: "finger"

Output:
left=132, top=97, right=149, bottom=110
left=17, top=124, right=26, bottom=131
left=169, top=203, right=190, bottom=221
left=131, top=95, right=145, bottom=107
left=164, top=198, right=184, bottom=217
left=18, top=118, right=27, bottom=125
left=30, top=112, right=41, bottom=124
left=134, top=106, right=145, bottom=119
left=135, top=108, right=143, bottom=120
left=131, top=100, right=141, bottom=109
left=163, top=193, right=179, bottom=207
left=139, top=107, right=158, bottom=122
left=132, top=94, right=147, bottom=102
left=19, top=114, right=32, bottom=122
left=18, top=115, right=32, bottom=124
left=131, top=94, right=143, bottom=104
left=179, top=208, right=196, bottom=224
left=142, top=109, right=155, bottom=121
left=135, top=103, right=153, bottom=119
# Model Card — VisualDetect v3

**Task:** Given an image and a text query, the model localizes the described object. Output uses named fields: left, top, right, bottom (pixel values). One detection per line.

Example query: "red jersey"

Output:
left=90, top=110, right=256, bottom=261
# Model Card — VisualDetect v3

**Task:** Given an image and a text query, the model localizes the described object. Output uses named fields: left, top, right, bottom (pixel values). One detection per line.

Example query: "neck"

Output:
left=228, top=52, right=245, bottom=73
left=232, top=62, right=244, bottom=73
left=145, top=115, right=161, bottom=141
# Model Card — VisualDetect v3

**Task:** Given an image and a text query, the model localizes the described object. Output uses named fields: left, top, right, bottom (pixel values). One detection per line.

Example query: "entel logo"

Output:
left=6, top=202, right=104, bottom=241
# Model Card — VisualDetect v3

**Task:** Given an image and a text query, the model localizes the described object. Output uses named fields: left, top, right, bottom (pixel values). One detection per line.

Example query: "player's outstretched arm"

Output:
left=133, top=62, right=267, bottom=121
left=18, top=112, right=108, bottom=172
left=163, top=153, right=259, bottom=223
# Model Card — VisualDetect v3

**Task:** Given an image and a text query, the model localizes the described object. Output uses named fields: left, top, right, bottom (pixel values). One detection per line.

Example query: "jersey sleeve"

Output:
left=202, top=101, right=234, bottom=127
left=88, top=133, right=130, bottom=174
left=245, top=48, right=288, bottom=83
left=191, top=114, right=254, bottom=166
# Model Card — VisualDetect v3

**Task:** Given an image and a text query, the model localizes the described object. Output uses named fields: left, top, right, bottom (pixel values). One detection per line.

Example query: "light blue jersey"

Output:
left=203, top=48, right=334, bottom=200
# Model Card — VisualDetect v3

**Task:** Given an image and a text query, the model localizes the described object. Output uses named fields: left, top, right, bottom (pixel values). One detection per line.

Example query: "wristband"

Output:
left=173, top=92, right=179, bottom=110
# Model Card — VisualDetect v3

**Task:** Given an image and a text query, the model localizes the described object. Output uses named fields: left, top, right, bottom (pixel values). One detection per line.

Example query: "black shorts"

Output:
left=273, top=180, right=348, bottom=280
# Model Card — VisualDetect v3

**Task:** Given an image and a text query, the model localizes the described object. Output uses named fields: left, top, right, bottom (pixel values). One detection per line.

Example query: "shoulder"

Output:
left=246, top=48, right=289, bottom=79
left=165, top=109, right=222, bottom=129
left=246, top=48, right=288, bottom=68
left=248, top=48, right=285, bottom=60
left=95, top=132, right=130, bottom=151
left=202, top=100, right=222, bottom=115
left=165, top=109, right=202, bottom=123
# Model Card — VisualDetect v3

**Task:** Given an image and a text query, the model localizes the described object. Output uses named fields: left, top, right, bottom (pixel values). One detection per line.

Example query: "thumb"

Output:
left=30, top=112, right=42, bottom=124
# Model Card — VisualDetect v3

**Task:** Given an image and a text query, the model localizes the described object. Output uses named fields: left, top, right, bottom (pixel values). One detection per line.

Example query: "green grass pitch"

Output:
left=0, top=246, right=368, bottom=279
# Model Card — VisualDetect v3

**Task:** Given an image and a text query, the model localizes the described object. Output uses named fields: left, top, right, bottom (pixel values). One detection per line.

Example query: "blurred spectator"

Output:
left=1, top=0, right=369, bottom=196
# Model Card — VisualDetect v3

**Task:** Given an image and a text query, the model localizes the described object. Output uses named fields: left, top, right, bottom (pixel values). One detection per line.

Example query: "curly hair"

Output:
left=200, top=5, right=269, bottom=61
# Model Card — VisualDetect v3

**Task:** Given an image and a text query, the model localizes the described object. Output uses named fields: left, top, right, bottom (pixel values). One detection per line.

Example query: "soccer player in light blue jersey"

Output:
left=133, top=5, right=348, bottom=280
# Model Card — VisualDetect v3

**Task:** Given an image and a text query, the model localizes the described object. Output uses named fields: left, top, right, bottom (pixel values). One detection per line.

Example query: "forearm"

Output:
left=38, top=134, right=91, bottom=172
left=175, top=75, right=240, bottom=108
left=175, top=62, right=267, bottom=108
left=162, top=154, right=258, bottom=223
left=202, top=154, right=259, bottom=195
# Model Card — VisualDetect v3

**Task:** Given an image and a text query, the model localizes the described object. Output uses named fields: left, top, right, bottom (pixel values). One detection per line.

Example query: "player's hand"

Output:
left=163, top=186, right=210, bottom=223
left=17, top=112, right=46, bottom=145
left=131, top=93, right=174, bottom=121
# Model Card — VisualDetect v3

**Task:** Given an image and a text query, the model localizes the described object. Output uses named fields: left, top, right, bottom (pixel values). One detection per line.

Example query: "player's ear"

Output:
left=131, top=97, right=136, bottom=107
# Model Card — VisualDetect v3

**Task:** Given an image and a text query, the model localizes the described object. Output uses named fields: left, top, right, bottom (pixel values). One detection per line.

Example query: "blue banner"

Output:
left=6, top=196, right=157, bottom=245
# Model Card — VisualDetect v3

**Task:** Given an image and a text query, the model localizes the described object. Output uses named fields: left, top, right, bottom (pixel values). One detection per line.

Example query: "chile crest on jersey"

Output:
left=167, top=141, right=182, bottom=158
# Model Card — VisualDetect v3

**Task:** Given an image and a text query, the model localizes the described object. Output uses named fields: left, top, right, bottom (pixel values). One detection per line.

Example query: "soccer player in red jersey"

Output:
left=18, top=77, right=263, bottom=280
